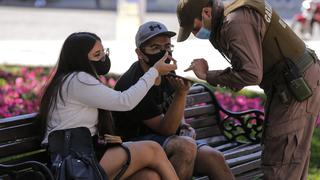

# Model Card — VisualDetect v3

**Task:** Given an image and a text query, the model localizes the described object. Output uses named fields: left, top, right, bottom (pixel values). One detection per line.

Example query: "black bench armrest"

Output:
left=193, top=83, right=264, bottom=144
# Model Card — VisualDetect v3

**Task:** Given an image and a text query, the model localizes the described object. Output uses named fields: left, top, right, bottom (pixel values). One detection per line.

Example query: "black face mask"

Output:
left=90, top=56, right=111, bottom=75
left=143, top=50, right=172, bottom=66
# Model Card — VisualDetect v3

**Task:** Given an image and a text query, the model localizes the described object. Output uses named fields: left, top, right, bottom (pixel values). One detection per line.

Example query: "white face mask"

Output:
left=195, top=27, right=211, bottom=39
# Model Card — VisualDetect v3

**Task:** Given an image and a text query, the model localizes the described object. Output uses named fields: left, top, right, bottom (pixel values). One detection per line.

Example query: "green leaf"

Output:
left=0, top=78, right=7, bottom=87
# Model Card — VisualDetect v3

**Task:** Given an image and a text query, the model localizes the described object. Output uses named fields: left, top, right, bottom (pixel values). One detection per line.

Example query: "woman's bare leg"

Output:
left=99, top=141, right=178, bottom=180
left=126, top=168, right=160, bottom=180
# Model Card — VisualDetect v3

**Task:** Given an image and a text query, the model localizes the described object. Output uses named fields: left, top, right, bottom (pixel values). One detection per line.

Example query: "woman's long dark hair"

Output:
left=38, top=32, right=114, bottom=139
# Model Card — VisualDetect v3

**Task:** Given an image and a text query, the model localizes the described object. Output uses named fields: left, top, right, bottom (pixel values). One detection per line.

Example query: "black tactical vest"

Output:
left=216, top=0, right=306, bottom=88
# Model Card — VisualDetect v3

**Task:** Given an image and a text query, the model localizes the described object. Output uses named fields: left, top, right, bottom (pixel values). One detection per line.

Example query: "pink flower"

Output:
left=21, top=67, right=28, bottom=75
left=235, top=96, right=246, bottom=106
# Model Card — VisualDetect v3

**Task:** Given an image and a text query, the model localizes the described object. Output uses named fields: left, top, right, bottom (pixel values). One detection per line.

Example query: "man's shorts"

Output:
left=130, top=134, right=207, bottom=149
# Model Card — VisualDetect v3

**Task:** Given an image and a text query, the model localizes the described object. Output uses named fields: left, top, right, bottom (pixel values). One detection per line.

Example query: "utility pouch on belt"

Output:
left=283, top=58, right=312, bottom=102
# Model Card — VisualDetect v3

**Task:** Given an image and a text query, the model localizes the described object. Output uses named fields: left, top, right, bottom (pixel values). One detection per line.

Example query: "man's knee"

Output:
left=195, top=146, right=235, bottom=179
left=208, top=148, right=225, bottom=162
left=165, top=136, right=197, bottom=161
left=198, top=146, right=226, bottom=165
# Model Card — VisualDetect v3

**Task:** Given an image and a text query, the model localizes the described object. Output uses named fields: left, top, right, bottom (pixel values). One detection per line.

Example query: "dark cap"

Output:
left=135, top=21, right=176, bottom=47
left=176, top=0, right=210, bottom=42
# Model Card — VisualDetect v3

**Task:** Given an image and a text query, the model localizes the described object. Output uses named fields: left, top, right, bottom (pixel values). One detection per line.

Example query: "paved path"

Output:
left=1, top=6, right=319, bottom=92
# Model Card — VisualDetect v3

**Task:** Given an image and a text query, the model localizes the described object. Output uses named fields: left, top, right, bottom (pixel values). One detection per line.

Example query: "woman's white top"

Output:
left=42, top=67, right=158, bottom=143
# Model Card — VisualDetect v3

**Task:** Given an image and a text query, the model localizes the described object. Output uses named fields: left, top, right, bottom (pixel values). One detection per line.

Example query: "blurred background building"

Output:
left=0, top=0, right=302, bottom=17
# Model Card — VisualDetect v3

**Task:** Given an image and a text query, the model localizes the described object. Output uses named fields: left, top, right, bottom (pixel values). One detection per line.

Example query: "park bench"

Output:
left=0, top=83, right=264, bottom=180
left=186, top=83, right=264, bottom=180
left=0, top=112, right=52, bottom=180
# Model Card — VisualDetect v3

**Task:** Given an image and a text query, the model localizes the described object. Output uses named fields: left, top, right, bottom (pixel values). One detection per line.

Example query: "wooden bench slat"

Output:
left=196, top=135, right=229, bottom=147
left=224, top=144, right=262, bottom=159
left=231, top=159, right=262, bottom=176
left=0, top=123, right=38, bottom=143
left=195, top=126, right=221, bottom=139
left=227, top=151, right=261, bottom=168
left=215, top=142, right=239, bottom=152
left=186, top=92, right=213, bottom=107
left=184, top=104, right=216, bottom=118
left=0, top=113, right=37, bottom=128
left=0, top=150, right=47, bottom=165
left=222, top=143, right=251, bottom=154
left=194, top=176, right=209, bottom=180
left=0, top=138, right=41, bottom=158
left=186, top=115, right=218, bottom=129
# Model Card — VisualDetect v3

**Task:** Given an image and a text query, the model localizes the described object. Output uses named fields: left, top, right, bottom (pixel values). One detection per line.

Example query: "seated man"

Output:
left=112, top=21, right=234, bottom=180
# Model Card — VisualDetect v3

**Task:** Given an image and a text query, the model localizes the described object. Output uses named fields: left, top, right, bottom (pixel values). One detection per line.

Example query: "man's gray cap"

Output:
left=135, top=21, right=176, bottom=47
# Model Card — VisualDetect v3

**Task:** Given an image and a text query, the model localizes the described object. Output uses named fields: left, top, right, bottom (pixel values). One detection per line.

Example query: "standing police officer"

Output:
left=176, top=0, right=320, bottom=179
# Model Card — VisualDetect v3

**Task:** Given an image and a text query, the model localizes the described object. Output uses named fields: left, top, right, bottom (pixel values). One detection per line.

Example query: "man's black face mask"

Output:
left=143, top=50, right=172, bottom=66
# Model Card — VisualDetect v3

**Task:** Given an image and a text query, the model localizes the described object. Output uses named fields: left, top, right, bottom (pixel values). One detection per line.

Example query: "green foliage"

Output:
left=310, top=128, right=320, bottom=169
left=308, top=127, right=320, bottom=179
left=308, top=167, right=320, bottom=180
left=0, top=78, right=7, bottom=87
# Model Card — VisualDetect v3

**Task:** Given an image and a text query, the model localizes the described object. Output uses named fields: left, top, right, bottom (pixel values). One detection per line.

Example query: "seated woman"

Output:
left=38, top=32, right=178, bottom=180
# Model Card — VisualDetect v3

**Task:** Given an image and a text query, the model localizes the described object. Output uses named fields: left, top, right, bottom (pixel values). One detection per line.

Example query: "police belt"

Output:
left=293, top=48, right=318, bottom=74
left=273, top=48, right=318, bottom=104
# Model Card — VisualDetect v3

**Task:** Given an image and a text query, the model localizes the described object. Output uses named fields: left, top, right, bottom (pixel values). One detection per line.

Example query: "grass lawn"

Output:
left=309, top=127, right=320, bottom=179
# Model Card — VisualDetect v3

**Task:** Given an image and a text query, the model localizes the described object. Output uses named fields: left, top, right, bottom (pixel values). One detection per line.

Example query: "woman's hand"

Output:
left=153, top=52, right=177, bottom=75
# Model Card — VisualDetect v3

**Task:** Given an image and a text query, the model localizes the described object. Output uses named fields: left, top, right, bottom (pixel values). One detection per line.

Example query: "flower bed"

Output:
left=0, top=66, right=117, bottom=118
left=214, top=90, right=265, bottom=112
left=0, top=66, right=48, bottom=117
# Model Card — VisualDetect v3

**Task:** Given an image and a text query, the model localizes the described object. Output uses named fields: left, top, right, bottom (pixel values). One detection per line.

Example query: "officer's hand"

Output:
left=184, top=58, right=208, bottom=80
left=167, top=75, right=190, bottom=95
left=153, top=52, right=177, bottom=75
